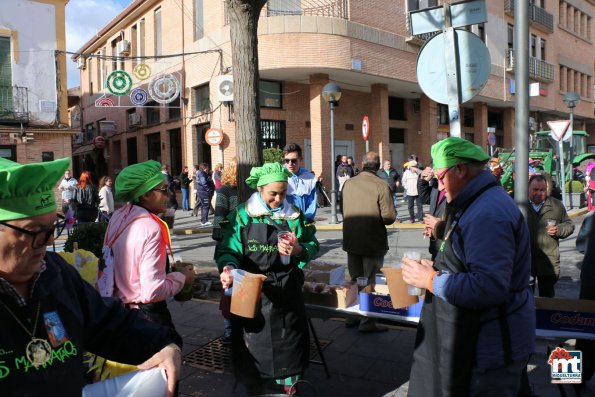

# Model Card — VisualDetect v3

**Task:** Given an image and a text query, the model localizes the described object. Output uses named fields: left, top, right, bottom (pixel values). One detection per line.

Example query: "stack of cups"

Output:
left=403, top=251, right=422, bottom=296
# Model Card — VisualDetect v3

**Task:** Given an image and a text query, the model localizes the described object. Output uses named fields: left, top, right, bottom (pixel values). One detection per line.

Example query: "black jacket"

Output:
left=376, top=168, right=400, bottom=193
left=0, top=252, right=181, bottom=396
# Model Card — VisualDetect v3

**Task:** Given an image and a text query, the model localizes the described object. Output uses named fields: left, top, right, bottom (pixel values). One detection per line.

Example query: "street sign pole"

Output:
left=547, top=120, right=572, bottom=209
left=558, top=139, right=567, bottom=208
left=443, top=5, right=462, bottom=138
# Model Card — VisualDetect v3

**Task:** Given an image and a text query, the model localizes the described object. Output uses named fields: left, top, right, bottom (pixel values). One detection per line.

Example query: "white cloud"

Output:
left=66, top=0, right=129, bottom=88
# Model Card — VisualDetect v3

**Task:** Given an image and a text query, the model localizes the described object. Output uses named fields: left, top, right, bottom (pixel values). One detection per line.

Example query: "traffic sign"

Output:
left=92, top=135, right=106, bottom=149
left=487, top=132, right=496, bottom=146
left=205, top=128, right=224, bottom=146
left=547, top=120, right=571, bottom=142
left=362, top=116, right=370, bottom=141
left=410, top=0, right=487, bottom=35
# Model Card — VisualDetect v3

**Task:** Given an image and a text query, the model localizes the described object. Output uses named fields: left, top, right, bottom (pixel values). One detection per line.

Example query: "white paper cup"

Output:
left=277, top=231, right=293, bottom=265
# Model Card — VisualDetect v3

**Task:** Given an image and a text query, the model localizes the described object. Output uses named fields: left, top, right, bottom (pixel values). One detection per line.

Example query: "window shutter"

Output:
left=0, top=37, right=13, bottom=113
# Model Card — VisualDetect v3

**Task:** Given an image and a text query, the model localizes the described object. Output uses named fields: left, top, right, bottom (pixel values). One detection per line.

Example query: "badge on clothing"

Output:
left=43, top=311, right=70, bottom=348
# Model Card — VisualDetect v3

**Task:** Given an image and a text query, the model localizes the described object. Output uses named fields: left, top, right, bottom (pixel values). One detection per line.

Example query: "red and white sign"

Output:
left=362, top=116, right=370, bottom=141
left=205, top=128, right=224, bottom=146
left=547, top=120, right=571, bottom=142
left=92, top=135, right=106, bottom=149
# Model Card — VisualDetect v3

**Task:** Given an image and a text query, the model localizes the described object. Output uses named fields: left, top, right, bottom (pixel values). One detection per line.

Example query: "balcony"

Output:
left=224, top=0, right=348, bottom=25
left=504, top=0, right=554, bottom=33
left=0, top=86, right=29, bottom=124
left=506, top=49, right=554, bottom=82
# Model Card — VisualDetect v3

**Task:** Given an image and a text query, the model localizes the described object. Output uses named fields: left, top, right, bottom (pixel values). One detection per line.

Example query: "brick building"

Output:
left=73, top=0, right=594, bottom=199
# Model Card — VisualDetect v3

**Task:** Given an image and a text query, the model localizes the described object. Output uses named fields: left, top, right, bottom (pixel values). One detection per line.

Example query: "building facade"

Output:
left=0, top=0, right=75, bottom=171
left=73, top=0, right=595, bottom=197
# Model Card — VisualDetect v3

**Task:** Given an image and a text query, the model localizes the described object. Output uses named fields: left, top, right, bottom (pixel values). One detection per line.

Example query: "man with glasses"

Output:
left=58, top=169, right=77, bottom=215
left=0, top=157, right=183, bottom=396
left=282, top=143, right=318, bottom=223
left=401, top=138, right=535, bottom=397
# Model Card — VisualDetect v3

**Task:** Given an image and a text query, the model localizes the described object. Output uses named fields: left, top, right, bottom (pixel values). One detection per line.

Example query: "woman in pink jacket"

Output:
left=107, top=160, right=195, bottom=327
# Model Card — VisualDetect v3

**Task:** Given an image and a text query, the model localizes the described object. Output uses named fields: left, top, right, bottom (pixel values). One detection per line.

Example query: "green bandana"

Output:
left=431, top=137, right=490, bottom=169
left=115, top=160, right=165, bottom=202
left=245, top=163, right=292, bottom=189
left=0, top=157, right=70, bottom=221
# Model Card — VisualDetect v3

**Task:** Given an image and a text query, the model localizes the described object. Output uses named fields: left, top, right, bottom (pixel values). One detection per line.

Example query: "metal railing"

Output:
left=504, top=0, right=553, bottom=32
left=0, top=85, right=29, bottom=123
left=506, top=49, right=554, bottom=82
left=224, top=0, right=348, bottom=25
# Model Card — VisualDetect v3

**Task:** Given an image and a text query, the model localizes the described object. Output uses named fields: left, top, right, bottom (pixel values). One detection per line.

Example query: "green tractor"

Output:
left=498, top=130, right=594, bottom=193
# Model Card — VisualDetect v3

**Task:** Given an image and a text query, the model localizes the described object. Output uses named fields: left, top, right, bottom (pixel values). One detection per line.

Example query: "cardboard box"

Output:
left=303, top=261, right=346, bottom=285
left=359, top=284, right=423, bottom=317
left=535, top=297, right=595, bottom=336
left=303, top=284, right=357, bottom=309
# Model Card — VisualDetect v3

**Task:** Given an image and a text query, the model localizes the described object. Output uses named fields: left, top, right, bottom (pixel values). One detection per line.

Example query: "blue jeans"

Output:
left=181, top=188, right=189, bottom=210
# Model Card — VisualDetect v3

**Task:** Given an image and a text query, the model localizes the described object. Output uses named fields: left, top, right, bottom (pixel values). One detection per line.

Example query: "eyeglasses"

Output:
left=284, top=159, right=298, bottom=164
left=152, top=186, right=169, bottom=194
left=0, top=218, right=65, bottom=249
left=436, top=166, right=455, bottom=184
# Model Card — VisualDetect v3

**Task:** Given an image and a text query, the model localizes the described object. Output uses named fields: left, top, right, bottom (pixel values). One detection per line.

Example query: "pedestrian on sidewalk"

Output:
left=97, top=175, right=114, bottom=222
left=341, top=152, right=396, bottom=332
left=193, top=163, right=214, bottom=226
left=211, top=157, right=239, bottom=345
left=0, top=157, right=183, bottom=396
left=216, top=162, right=319, bottom=395
left=376, top=159, right=400, bottom=209
left=401, top=160, right=423, bottom=223
left=402, top=137, right=535, bottom=397
left=283, top=143, right=318, bottom=223
left=74, top=171, right=99, bottom=223
left=58, top=169, right=77, bottom=215
left=179, top=166, right=192, bottom=211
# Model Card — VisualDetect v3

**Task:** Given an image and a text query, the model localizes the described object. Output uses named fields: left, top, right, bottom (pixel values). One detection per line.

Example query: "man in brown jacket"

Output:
left=341, top=152, right=397, bottom=332
left=527, top=174, right=575, bottom=297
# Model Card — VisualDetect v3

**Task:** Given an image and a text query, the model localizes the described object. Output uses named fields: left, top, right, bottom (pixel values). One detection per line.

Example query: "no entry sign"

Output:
left=362, top=116, right=370, bottom=141
left=205, top=128, right=224, bottom=146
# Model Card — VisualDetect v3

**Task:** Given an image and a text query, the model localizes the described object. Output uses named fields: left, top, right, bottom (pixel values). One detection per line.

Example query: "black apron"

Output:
left=231, top=215, right=309, bottom=382
left=409, top=182, right=505, bottom=397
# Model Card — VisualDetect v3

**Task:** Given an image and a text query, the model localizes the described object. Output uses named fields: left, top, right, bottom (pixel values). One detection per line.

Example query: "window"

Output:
left=0, top=36, right=13, bottom=115
left=168, top=96, right=181, bottom=120
left=154, top=8, right=162, bottom=56
left=540, top=39, right=546, bottom=60
left=87, top=58, right=93, bottom=95
left=0, top=145, right=16, bottom=161
left=194, top=0, right=203, bottom=40
left=464, top=133, right=475, bottom=142
left=192, top=84, right=210, bottom=113
left=42, top=152, right=54, bottom=162
left=111, top=40, right=118, bottom=71
left=139, top=19, right=145, bottom=57
left=407, top=0, right=437, bottom=12
left=259, top=80, right=282, bottom=108
left=169, top=128, right=182, bottom=176
left=388, top=97, right=406, bottom=120
left=146, top=133, right=161, bottom=163
left=507, top=24, right=514, bottom=50
left=146, top=101, right=161, bottom=124
left=389, top=128, right=405, bottom=144
left=261, top=120, right=286, bottom=148
left=438, top=104, right=448, bottom=125
left=127, top=137, right=138, bottom=165
left=530, top=34, right=537, bottom=57
left=131, top=25, right=137, bottom=61
left=84, top=122, right=96, bottom=142
left=487, top=111, right=503, bottom=131
left=463, top=108, right=474, bottom=128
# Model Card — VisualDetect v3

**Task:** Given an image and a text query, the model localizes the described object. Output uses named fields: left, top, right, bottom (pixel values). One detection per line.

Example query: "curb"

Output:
left=569, top=208, right=589, bottom=217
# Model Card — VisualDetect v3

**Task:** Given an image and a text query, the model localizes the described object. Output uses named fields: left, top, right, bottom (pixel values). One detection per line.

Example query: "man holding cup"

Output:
left=526, top=174, right=574, bottom=297
left=341, top=152, right=396, bottom=332
left=401, top=138, right=535, bottom=397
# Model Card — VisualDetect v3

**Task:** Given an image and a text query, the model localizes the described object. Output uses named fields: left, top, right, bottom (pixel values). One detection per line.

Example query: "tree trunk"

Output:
left=227, top=0, right=267, bottom=201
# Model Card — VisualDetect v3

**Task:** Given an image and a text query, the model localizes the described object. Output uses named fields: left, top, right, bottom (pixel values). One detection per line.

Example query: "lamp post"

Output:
left=563, top=91, right=580, bottom=208
left=322, top=83, right=342, bottom=224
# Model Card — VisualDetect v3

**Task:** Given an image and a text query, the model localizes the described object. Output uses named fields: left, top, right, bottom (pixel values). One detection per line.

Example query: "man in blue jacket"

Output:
left=283, top=143, right=317, bottom=223
left=402, top=137, right=535, bottom=397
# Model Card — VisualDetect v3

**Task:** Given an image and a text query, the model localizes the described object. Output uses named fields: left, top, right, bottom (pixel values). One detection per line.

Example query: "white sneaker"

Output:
left=200, top=221, right=212, bottom=226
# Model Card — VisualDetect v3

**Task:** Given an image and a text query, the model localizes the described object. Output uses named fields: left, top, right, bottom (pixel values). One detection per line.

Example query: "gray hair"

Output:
left=362, top=152, right=380, bottom=171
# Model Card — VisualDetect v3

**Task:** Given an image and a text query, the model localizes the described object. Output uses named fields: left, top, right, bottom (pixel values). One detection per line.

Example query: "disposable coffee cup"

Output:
left=277, top=231, right=293, bottom=265
left=229, top=269, right=267, bottom=318
left=547, top=219, right=556, bottom=227
left=403, top=251, right=422, bottom=296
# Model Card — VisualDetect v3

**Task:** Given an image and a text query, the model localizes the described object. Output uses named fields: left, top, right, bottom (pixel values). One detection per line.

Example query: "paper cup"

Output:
left=230, top=269, right=267, bottom=318
left=82, top=368, right=167, bottom=397
left=380, top=267, right=419, bottom=309
left=277, top=231, right=294, bottom=265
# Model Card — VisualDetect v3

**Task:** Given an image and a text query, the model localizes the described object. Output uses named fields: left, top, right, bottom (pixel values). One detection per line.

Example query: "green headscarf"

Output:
left=115, top=160, right=165, bottom=202
left=245, top=162, right=292, bottom=189
left=431, top=137, right=490, bottom=169
left=0, top=157, right=70, bottom=221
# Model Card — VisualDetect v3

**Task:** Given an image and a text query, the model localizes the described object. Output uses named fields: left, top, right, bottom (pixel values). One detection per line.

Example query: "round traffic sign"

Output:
left=416, top=30, right=491, bottom=104
left=93, top=136, right=106, bottom=149
left=487, top=132, right=496, bottom=146
left=362, top=116, right=370, bottom=141
left=205, top=128, right=224, bottom=146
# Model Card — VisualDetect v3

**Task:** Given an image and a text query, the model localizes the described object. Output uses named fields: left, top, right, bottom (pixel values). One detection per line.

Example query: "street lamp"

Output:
left=563, top=91, right=580, bottom=208
left=322, top=82, right=342, bottom=224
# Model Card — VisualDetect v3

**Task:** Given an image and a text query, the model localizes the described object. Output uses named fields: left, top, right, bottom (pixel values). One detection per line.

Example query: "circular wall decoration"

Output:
left=95, top=97, right=115, bottom=107
left=148, top=74, right=180, bottom=104
left=129, top=88, right=149, bottom=106
left=133, top=63, right=152, bottom=80
left=106, top=70, right=133, bottom=96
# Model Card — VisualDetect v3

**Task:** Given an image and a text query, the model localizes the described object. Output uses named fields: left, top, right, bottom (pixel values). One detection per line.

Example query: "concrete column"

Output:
left=370, top=84, right=389, bottom=161
left=309, top=74, right=331, bottom=189
left=419, top=93, right=438, bottom=164
left=474, top=102, right=488, bottom=150
left=560, top=66, right=567, bottom=92
left=559, top=3, right=566, bottom=29
left=503, top=108, right=515, bottom=149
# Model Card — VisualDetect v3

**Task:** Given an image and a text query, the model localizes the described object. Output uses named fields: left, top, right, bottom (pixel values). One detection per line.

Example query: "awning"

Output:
left=71, top=144, right=95, bottom=156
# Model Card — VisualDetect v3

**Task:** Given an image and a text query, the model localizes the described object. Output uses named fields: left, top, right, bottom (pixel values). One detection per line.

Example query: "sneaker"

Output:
left=200, top=221, right=212, bottom=227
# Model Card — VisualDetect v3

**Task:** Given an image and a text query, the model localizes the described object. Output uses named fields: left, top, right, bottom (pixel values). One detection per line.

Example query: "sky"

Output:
left=65, top=0, right=131, bottom=88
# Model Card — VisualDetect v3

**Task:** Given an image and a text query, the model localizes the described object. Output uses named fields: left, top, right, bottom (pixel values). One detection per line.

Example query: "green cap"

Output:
left=245, top=162, right=292, bottom=189
left=431, top=137, right=490, bottom=169
left=0, top=157, right=70, bottom=221
left=115, top=160, right=165, bottom=202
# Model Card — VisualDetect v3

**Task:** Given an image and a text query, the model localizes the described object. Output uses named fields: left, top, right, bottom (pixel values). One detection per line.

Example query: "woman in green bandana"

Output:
left=216, top=162, right=319, bottom=395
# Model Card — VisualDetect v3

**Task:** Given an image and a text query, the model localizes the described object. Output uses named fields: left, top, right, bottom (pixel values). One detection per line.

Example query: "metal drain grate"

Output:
left=184, top=337, right=231, bottom=373
left=183, top=336, right=332, bottom=374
